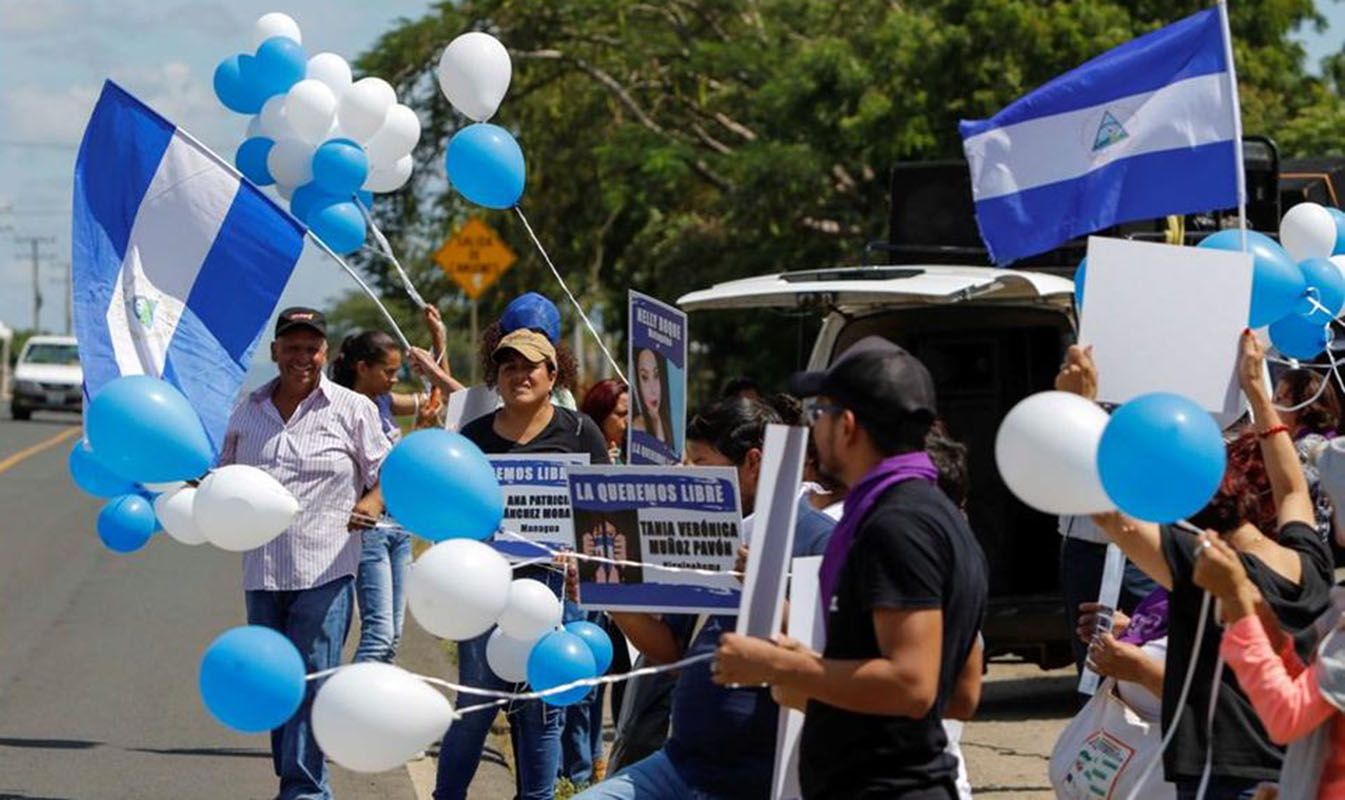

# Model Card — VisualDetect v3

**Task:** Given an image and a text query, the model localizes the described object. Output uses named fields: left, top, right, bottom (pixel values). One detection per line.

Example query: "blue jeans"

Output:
left=433, top=630, right=563, bottom=799
left=245, top=576, right=355, bottom=800
left=354, top=527, right=412, bottom=663
left=560, top=605, right=606, bottom=783
left=572, top=749, right=725, bottom=800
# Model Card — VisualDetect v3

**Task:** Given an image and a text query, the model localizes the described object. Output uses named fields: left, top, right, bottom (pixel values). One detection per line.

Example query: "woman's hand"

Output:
left=1086, top=632, right=1151, bottom=684
left=348, top=493, right=384, bottom=531
left=423, top=304, right=447, bottom=355
left=1054, top=345, right=1098, bottom=400
left=1077, top=602, right=1130, bottom=643
left=559, top=555, right=580, bottom=603
left=1238, top=329, right=1269, bottom=402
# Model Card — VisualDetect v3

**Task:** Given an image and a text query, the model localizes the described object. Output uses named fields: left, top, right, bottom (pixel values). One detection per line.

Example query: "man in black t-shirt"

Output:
left=715, top=337, right=987, bottom=800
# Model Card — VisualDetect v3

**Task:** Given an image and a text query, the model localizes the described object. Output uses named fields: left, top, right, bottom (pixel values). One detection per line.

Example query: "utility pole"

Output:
left=13, top=236, right=55, bottom=332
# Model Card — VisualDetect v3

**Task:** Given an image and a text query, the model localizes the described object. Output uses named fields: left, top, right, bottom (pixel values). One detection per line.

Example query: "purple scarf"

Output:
left=818, top=452, right=939, bottom=627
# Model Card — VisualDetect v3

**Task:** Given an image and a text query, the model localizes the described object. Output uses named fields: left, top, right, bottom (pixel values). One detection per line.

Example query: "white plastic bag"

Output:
left=1049, top=678, right=1174, bottom=800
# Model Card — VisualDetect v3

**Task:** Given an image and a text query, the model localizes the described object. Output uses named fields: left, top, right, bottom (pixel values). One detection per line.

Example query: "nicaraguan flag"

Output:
left=73, top=81, right=304, bottom=453
left=959, top=7, right=1240, bottom=264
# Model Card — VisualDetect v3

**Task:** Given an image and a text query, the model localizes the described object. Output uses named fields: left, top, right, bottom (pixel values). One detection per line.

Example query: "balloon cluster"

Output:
left=437, top=32, right=527, bottom=209
left=997, top=390, right=1226, bottom=524
left=215, top=13, right=422, bottom=254
left=69, top=376, right=298, bottom=554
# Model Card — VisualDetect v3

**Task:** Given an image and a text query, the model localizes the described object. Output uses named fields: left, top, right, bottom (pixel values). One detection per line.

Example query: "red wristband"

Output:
left=1257, top=424, right=1289, bottom=439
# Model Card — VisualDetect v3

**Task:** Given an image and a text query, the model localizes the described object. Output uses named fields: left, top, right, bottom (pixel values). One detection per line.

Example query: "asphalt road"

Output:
left=0, top=412, right=515, bottom=800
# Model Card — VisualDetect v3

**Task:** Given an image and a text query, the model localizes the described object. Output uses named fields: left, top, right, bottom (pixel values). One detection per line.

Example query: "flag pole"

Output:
left=1216, top=0, right=1248, bottom=249
left=169, top=126, right=412, bottom=350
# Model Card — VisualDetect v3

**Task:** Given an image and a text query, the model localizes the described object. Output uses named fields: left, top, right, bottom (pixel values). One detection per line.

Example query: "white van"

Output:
left=11, top=335, right=82, bottom=420
left=679, top=264, right=1078, bottom=666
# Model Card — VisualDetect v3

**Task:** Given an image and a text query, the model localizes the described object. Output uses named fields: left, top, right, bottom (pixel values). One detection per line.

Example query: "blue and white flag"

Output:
left=73, top=81, right=303, bottom=453
left=960, top=7, right=1241, bottom=264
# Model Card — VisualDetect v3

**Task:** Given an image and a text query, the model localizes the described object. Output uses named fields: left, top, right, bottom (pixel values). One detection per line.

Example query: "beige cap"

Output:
left=493, top=329, right=557, bottom=366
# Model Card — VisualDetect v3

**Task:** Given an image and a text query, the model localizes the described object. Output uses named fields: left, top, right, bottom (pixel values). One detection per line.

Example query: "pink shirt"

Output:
left=1220, top=615, right=1345, bottom=800
left=221, top=375, right=392, bottom=591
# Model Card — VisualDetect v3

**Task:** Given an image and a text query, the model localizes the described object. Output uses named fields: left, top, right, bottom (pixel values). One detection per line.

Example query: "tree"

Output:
left=353, top=0, right=1338, bottom=400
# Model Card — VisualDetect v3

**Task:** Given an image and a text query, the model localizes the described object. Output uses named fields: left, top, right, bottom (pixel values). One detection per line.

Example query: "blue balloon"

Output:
left=86, top=376, right=213, bottom=483
left=527, top=630, right=597, bottom=706
left=199, top=626, right=306, bottom=732
left=68, top=440, right=137, bottom=498
left=1198, top=230, right=1305, bottom=328
left=235, top=137, right=275, bottom=186
left=97, top=494, right=157, bottom=553
left=1270, top=313, right=1331, bottom=360
left=1073, top=258, right=1087, bottom=310
left=246, top=37, right=307, bottom=101
left=1326, top=207, right=1345, bottom=256
left=381, top=429, right=504, bottom=542
left=312, top=139, right=369, bottom=197
left=290, top=182, right=340, bottom=226
left=356, top=190, right=374, bottom=209
left=564, top=620, right=613, bottom=674
left=308, top=201, right=367, bottom=255
left=1097, top=393, right=1226, bottom=523
left=1296, top=257, right=1345, bottom=319
left=446, top=123, right=526, bottom=209
left=213, top=54, right=264, bottom=114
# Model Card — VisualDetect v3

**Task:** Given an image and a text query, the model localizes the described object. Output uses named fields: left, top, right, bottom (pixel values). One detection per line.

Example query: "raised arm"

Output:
left=1239, top=331, right=1313, bottom=528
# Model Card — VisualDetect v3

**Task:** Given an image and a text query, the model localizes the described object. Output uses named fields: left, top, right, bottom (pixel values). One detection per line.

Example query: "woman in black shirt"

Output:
left=1061, top=333, right=1335, bottom=800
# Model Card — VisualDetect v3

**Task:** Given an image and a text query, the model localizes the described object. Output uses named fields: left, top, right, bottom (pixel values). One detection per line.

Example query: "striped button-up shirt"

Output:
left=221, top=374, right=392, bottom=591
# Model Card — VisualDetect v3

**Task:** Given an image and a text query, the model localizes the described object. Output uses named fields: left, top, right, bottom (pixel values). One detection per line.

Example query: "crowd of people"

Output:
left=219, top=290, right=1345, bottom=800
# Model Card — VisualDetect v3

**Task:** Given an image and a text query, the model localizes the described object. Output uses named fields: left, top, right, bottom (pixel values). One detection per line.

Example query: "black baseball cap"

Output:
left=789, top=336, right=937, bottom=423
left=275, top=307, right=327, bottom=337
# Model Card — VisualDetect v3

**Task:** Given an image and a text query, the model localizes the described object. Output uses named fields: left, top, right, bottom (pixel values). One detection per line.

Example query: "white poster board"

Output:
left=1078, top=236, right=1252, bottom=416
left=771, top=555, right=824, bottom=800
left=491, top=453, right=590, bottom=560
left=444, top=385, right=500, bottom=431
left=736, top=424, right=809, bottom=638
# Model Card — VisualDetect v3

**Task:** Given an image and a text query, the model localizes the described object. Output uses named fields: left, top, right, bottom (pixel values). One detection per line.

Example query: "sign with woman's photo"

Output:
left=566, top=465, right=744, bottom=614
left=490, top=453, right=590, bottom=559
left=627, top=291, right=687, bottom=465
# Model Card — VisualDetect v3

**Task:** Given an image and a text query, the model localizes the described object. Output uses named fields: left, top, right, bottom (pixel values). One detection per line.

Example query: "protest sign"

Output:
left=627, top=291, right=687, bottom=465
left=492, top=453, right=590, bottom=559
left=736, top=424, right=809, bottom=637
left=567, top=465, right=743, bottom=614
left=1079, top=236, right=1252, bottom=416
left=771, top=555, right=824, bottom=800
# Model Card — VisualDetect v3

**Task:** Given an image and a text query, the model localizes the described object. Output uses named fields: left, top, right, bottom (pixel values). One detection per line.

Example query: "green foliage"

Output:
left=354, top=0, right=1341, bottom=402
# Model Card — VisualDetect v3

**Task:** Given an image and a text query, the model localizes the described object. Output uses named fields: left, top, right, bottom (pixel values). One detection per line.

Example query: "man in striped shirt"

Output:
left=220, top=307, right=392, bottom=800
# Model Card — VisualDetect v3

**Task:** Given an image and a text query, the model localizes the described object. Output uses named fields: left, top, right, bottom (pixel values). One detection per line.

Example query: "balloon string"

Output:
left=513, top=206, right=627, bottom=384
left=356, top=200, right=428, bottom=311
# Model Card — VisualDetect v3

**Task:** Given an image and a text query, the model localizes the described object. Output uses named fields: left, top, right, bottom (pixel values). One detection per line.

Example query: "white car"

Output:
left=11, top=335, right=82, bottom=420
left=680, top=264, right=1081, bottom=666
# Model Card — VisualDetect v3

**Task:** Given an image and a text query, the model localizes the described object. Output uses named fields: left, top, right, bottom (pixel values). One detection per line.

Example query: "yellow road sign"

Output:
left=434, top=217, right=517, bottom=300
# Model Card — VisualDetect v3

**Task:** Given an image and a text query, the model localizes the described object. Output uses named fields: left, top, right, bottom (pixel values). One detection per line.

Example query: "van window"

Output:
left=22, top=344, right=80, bottom=366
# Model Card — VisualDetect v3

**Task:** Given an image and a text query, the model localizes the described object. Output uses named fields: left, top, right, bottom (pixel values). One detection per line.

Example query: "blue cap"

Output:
left=501, top=292, right=561, bottom=344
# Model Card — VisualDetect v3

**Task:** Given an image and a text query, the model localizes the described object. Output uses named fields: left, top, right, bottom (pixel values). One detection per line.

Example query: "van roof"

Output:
left=677, top=264, right=1075, bottom=313
left=23, top=335, right=78, bottom=346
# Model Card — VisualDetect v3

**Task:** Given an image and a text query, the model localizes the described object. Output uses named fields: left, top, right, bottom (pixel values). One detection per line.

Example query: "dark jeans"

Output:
left=1059, top=536, right=1159, bottom=677
left=559, top=605, right=606, bottom=784
left=1173, top=776, right=1262, bottom=800
left=245, top=576, right=355, bottom=800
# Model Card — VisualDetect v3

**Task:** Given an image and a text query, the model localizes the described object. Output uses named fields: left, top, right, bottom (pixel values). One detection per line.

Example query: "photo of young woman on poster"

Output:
left=632, top=347, right=675, bottom=450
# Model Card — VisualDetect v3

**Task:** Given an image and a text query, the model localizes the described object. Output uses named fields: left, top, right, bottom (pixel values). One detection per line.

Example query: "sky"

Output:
left=0, top=1, right=1342, bottom=351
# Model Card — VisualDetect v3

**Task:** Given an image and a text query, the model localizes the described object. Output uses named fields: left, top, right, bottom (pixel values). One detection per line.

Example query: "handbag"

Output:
left=1049, top=678, right=1175, bottom=800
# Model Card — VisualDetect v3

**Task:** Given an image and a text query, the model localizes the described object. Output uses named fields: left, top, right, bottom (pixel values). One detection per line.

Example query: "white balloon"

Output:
left=995, top=391, right=1114, bottom=515
left=258, top=95, right=294, bottom=141
left=154, top=487, right=207, bottom=546
left=245, top=115, right=264, bottom=140
left=312, top=663, right=454, bottom=773
left=363, top=154, right=413, bottom=193
left=274, top=183, right=295, bottom=201
left=285, top=80, right=338, bottom=144
left=143, top=480, right=187, bottom=493
left=407, top=539, right=512, bottom=641
left=266, top=138, right=315, bottom=187
left=252, top=12, right=302, bottom=49
left=338, top=78, right=396, bottom=144
left=193, top=465, right=299, bottom=552
left=437, top=32, right=512, bottom=122
left=1280, top=202, right=1337, bottom=262
left=365, top=104, right=421, bottom=165
left=307, top=52, right=353, bottom=97
left=485, top=626, right=538, bottom=683
left=497, top=578, right=562, bottom=641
